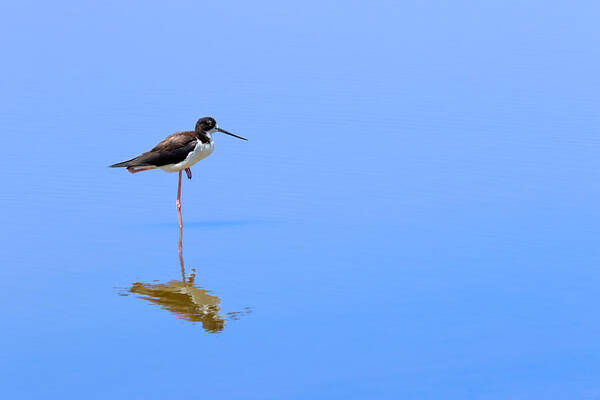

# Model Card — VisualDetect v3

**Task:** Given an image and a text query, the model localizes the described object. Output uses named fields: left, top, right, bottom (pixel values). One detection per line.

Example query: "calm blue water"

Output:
left=2, top=1, right=600, bottom=399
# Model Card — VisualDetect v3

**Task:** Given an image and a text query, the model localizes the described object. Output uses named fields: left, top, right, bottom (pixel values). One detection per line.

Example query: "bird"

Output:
left=109, top=117, right=247, bottom=228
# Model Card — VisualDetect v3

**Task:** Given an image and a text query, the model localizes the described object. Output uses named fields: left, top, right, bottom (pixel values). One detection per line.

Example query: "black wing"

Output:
left=110, top=132, right=198, bottom=168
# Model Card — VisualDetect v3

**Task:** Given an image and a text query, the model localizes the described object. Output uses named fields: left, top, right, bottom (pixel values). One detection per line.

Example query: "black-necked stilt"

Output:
left=109, top=117, right=247, bottom=227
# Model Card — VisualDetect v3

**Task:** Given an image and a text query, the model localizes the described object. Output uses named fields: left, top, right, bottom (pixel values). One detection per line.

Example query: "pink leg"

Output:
left=176, top=170, right=183, bottom=229
left=185, top=168, right=192, bottom=179
left=127, top=167, right=152, bottom=174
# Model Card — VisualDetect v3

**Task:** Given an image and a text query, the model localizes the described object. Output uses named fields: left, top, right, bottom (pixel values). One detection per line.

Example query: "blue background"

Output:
left=2, top=1, right=600, bottom=399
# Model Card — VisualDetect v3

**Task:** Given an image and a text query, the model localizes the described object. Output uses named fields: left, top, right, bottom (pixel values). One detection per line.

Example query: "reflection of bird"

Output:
left=124, top=224, right=250, bottom=332
left=109, top=117, right=247, bottom=228
left=129, top=271, right=225, bottom=332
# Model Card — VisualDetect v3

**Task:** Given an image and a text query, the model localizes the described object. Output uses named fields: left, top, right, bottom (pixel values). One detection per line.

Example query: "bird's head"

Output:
left=195, top=117, right=247, bottom=141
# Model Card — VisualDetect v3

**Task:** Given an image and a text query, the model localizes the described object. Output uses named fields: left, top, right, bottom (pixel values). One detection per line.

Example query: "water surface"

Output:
left=2, top=1, right=600, bottom=399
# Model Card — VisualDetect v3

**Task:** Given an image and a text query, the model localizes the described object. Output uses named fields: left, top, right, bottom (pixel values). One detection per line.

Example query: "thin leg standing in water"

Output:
left=176, top=170, right=183, bottom=228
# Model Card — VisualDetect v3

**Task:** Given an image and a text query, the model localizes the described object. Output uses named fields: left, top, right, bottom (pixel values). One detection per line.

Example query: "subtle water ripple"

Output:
left=3, top=1, right=600, bottom=399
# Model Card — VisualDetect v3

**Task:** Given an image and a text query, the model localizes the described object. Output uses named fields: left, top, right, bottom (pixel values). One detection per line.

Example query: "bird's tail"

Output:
left=109, top=156, right=148, bottom=168
left=109, top=157, right=156, bottom=174
left=110, top=152, right=157, bottom=171
left=109, top=160, right=134, bottom=168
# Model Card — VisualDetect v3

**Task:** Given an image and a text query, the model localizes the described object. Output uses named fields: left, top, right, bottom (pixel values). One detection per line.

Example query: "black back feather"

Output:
left=109, top=134, right=198, bottom=168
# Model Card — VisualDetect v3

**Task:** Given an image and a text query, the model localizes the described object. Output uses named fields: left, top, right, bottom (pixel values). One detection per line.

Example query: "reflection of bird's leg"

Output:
left=185, top=168, right=192, bottom=180
left=176, top=170, right=183, bottom=229
left=178, top=224, right=185, bottom=282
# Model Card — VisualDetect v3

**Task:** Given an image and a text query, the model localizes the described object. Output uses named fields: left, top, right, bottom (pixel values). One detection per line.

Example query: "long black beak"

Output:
left=217, top=127, right=247, bottom=141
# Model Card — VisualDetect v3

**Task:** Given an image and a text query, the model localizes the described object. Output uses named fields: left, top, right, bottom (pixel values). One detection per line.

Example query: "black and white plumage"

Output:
left=109, top=117, right=246, bottom=174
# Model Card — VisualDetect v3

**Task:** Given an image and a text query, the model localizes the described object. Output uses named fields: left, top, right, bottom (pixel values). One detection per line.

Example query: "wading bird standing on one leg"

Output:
left=109, top=117, right=247, bottom=228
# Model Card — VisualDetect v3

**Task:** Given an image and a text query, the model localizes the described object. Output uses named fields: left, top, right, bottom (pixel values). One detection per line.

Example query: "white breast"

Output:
left=159, top=140, right=215, bottom=172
